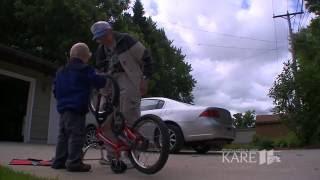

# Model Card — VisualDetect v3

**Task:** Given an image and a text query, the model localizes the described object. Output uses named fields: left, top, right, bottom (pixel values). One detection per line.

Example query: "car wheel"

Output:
left=166, top=124, right=184, bottom=153
left=211, top=144, right=224, bottom=151
left=84, top=125, right=97, bottom=147
left=192, top=144, right=211, bottom=154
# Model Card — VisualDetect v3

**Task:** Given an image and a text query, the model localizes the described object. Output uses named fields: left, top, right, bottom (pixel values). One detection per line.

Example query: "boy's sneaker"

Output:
left=122, top=157, right=134, bottom=169
left=99, top=151, right=134, bottom=169
left=99, top=159, right=110, bottom=165
left=120, top=151, right=135, bottom=169
left=99, top=148, right=115, bottom=165
left=99, top=155, right=113, bottom=165
left=67, top=163, right=91, bottom=172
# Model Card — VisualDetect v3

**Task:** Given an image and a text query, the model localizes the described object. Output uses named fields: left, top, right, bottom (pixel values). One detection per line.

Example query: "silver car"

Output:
left=85, top=97, right=235, bottom=154
left=141, top=97, right=236, bottom=153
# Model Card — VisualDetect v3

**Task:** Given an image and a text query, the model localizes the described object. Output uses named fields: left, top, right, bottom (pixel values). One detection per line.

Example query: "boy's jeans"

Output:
left=53, top=111, right=85, bottom=167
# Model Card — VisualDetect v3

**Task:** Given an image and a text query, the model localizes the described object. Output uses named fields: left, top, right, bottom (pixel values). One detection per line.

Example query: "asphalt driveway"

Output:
left=0, top=142, right=319, bottom=180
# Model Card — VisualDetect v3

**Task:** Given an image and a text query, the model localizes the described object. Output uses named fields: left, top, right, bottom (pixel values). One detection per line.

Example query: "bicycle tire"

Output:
left=128, top=114, right=170, bottom=174
left=89, top=75, right=120, bottom=122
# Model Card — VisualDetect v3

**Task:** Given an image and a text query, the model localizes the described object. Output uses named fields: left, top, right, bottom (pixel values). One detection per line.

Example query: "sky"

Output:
left=137, top=0, right=313, bottom=115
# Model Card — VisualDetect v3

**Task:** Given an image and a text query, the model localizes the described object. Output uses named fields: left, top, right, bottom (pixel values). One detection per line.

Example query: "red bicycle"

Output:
left=82, top=75, right=170, bottom=174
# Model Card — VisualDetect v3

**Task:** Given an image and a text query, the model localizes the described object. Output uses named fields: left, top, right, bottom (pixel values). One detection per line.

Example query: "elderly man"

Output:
left=52, top=43, right=106, bottom=172
left=90, top=21, right=153, bottom=127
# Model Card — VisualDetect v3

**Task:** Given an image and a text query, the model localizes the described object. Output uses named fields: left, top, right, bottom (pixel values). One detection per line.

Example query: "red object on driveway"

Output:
left=9, top=159, right=52, bottom=166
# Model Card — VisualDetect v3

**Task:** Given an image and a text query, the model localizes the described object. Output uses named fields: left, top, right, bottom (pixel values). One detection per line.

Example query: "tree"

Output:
left=0, top=0, right=196, bottom=103
left=269, top=61, right=303, bottom=137
left=0, top=0, right=115, bottom=64
left=269, top=0, right=320, bottom=144
left=132, top=0, right=145, bottom=26
left=233, top=110, right=255, bottom=128
left=131, top=0, right=196, bottom=102
left=243, top=110, right=256, bottom=128
left=293, top=3, right=320, bottom=144
left=233, top=113, right=244, bottom=128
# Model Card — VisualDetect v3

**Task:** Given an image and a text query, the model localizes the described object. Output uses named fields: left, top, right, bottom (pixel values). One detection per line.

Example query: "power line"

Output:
left=237, top=49, right=280, bottom=61
left=292, top=0, right=301, bottom=32
left=195, top=43, right=278, bottom=50
left=298, top=12, right=306, bottom=31
left=272, top=0, right=279, bottom=61
left=302, top=12, right=311, bottom=27
left=272, top=0, right=275, bottom=14
left=297, top=0, right=308, bottom=31
left=173, top=40, right=280, bottom=51
left=273, top=10, right=303, bottom=77
left=158, top=20, right=278, bottom=43
left=183, top=48, right=283, bottom=62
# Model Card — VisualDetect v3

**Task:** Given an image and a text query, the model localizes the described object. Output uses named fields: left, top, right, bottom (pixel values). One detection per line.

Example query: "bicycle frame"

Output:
left=85, top=76, right=169, bottom=174
left=93, top=123, right=139, bottom=159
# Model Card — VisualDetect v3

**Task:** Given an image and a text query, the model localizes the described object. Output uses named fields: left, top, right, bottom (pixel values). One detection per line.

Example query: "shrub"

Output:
left=273, top=138, right=288, bottom=148
left=253, top=132, right=302, bottom=149
left=252, top=135, right=274, bottom=150
left=281, top=132, right=301, bottom=147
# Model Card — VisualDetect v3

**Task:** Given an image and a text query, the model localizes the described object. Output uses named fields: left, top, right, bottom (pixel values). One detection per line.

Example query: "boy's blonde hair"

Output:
left=69, top=42, right=91, bottom=61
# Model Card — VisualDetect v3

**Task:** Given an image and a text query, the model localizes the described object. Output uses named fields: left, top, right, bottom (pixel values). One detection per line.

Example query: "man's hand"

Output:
left=140, top=79, right=149, bottom=96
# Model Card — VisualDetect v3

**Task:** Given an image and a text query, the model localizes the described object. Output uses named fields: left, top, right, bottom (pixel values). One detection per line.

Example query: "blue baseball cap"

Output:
left=90, top=21, right=112, bottom=40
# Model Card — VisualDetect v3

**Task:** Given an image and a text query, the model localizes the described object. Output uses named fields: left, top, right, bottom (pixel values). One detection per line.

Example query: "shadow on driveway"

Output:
left=174, top=150, right=222, bottom=156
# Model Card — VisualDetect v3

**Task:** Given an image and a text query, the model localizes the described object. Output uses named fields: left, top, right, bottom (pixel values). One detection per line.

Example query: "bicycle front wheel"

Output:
left=89, top=74, right=119, bottom=123
left=128, top=114, right=170, bottom=174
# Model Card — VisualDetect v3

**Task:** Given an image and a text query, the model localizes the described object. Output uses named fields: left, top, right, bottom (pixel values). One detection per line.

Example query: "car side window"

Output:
left=157, top=100, right=165, bottom=109
left=141, top=99, right=164, bottom=111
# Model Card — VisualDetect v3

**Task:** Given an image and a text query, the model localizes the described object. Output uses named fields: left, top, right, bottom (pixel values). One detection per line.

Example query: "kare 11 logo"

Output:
left=222, top=149, right=281, bottom=165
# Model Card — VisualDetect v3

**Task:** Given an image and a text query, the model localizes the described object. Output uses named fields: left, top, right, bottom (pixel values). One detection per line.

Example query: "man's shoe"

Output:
left=67, top=163, right=91, bottom=172
left=51, top=164, right=66, bottom=169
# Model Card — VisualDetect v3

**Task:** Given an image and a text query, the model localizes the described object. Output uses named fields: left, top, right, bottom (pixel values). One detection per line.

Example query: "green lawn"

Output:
left=0, top=166, right=57, bottom=180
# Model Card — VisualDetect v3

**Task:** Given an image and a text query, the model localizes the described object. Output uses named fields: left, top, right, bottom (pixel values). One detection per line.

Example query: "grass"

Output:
left=0, top=166, right=57, bottom=180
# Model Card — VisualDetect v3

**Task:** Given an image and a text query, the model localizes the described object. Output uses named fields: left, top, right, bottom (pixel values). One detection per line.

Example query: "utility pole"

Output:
left=273, top=10, right=304, bottom=109
left=273, top=11, right=303, bottom=75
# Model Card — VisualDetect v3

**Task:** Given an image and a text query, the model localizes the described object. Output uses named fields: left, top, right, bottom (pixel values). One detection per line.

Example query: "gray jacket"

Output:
left=95, top=32, right=153, bottom=90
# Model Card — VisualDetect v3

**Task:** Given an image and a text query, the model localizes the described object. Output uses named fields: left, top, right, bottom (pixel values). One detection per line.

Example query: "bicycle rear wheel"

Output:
left=128, top=114, right=170, bottom=174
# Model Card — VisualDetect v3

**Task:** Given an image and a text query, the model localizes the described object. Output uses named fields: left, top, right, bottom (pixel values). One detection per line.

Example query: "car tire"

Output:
left=211, top=144, right=224, bottom=151
left=192, top=144, right=211, bottom=154
left=84, top=125, right=97, bottom=148
left=167, top=124, right=184, bottom=154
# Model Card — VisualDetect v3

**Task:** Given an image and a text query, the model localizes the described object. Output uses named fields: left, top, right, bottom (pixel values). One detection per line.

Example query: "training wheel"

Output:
left=110, top=160, right=127, bottom=174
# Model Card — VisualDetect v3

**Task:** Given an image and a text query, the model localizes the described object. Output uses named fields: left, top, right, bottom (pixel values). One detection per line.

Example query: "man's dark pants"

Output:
left=52, top=111, right=86, bottom=168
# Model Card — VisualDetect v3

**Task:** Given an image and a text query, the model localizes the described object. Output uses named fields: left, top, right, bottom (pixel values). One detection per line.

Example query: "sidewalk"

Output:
left=0, top=142, right=168, bottom=180
left=1, top=142, right=319, bottom=180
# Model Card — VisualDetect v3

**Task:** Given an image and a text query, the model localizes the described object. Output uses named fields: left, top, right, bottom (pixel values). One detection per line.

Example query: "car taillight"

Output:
left=200, top=109, right=220, bottom=118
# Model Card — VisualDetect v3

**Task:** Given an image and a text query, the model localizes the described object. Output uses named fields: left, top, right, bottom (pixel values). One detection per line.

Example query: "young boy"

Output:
left=51, top=43, right=106, bottom=172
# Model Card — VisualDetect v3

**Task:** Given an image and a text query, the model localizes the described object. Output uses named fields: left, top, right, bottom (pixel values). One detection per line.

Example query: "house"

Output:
left=0, top=44, right=60, bottom=143
left=255, top=114, right=289, bottom=138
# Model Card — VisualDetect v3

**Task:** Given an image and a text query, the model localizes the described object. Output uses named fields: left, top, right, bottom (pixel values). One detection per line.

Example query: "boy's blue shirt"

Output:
left=54, top=58, right=106, bottom=114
